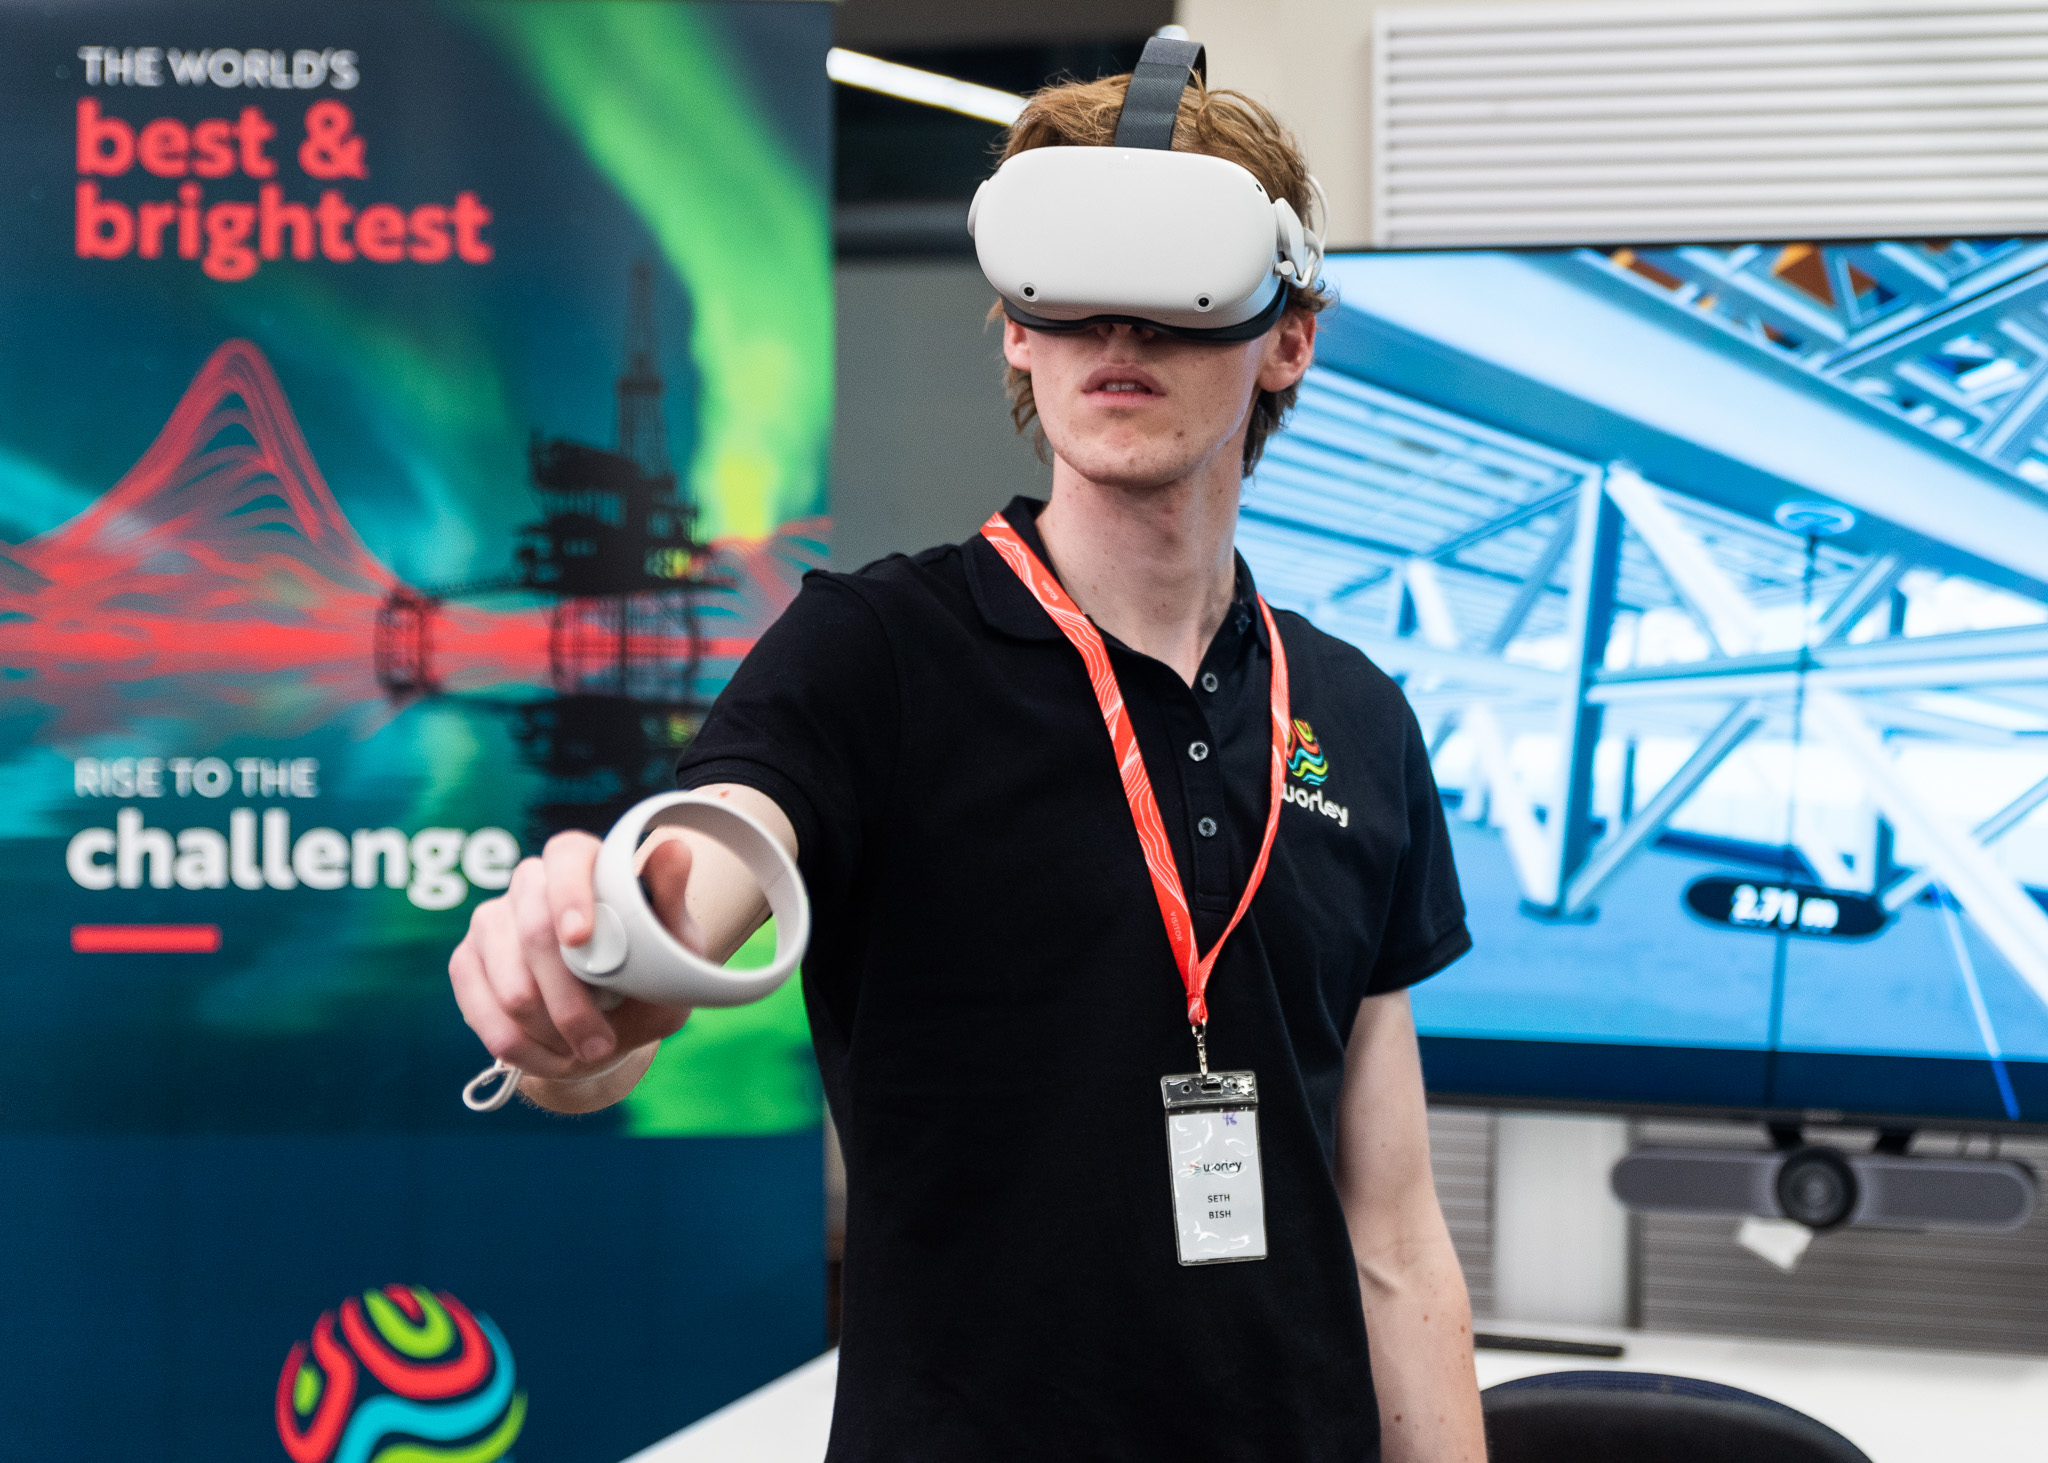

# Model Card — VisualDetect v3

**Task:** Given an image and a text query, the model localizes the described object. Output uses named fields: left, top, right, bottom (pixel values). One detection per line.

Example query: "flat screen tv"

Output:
left=1241, top=237, right=2048, bottom=1130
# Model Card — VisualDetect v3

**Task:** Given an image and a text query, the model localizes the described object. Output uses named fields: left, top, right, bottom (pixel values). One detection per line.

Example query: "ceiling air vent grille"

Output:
left=1371, top=0, right=2048, bottom=247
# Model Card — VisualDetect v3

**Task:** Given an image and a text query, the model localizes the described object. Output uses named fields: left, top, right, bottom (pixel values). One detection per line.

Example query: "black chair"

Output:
left=1482, top=1369, right=1872, bottom=1463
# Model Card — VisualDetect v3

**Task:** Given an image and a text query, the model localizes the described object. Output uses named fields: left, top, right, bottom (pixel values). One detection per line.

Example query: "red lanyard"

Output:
left=981, top=512, right=1290, bottom=1057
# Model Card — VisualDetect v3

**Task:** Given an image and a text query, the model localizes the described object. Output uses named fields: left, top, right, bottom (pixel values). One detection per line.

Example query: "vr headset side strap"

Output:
left=1112, top=37, right=1207, bottom=150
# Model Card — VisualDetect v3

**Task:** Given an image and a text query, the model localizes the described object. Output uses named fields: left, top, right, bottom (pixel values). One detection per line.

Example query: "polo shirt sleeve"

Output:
left=673, top=573, right=897, bottom=909
left=1365, top=700, right=1471, bottom=995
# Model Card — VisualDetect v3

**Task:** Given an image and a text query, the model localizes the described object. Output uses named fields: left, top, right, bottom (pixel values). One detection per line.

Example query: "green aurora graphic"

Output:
left=475, top=0, right=833, bottom=541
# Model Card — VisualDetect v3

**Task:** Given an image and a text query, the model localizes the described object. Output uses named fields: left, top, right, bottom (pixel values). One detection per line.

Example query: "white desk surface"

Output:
left=631, top=1322, right=2048, bottom=1463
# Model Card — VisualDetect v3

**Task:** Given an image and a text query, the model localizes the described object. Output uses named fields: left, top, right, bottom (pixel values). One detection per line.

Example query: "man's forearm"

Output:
left=1356, top=1225, right=1485, bottom=1463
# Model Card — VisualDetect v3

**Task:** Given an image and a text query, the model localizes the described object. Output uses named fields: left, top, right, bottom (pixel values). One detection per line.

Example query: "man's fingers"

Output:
left=542, top=831, right=601, bottom=946
left=512, top=855, right=616, bottom=1063
left=471, top=886, right=574, bottom=1061
left=449, top=936, right=578, bottom=1078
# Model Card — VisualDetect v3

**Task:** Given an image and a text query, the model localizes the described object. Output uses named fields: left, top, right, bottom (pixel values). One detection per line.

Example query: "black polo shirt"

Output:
left=675, top=497, right=1469, bottom=1463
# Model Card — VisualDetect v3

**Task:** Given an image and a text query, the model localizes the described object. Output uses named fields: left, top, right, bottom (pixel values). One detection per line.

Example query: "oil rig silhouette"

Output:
left=375, top=260, right=727, bottom=835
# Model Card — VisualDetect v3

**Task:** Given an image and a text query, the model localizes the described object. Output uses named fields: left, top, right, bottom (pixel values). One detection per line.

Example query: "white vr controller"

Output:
left=461, top=791, right=811, bottom=1112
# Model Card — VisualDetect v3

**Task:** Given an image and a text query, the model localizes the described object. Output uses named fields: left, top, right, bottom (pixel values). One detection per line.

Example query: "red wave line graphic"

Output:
left=41, top=341, right=391, bottom=589
left=0, top=341, right=822, bottom=735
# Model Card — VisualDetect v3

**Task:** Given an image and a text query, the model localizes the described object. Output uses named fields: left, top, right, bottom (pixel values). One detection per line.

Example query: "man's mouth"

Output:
left=1083, top=366, right=1165, bottom=397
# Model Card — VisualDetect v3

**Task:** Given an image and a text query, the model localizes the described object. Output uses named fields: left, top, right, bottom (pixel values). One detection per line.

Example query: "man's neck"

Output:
left=1035, top=461, right=1241, bottom=686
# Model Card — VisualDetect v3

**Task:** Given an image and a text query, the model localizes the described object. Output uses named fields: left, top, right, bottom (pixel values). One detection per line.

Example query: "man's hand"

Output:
left=447, top=783, right=796, bottom=1114
left=449, top=830, right=692, bottom=1112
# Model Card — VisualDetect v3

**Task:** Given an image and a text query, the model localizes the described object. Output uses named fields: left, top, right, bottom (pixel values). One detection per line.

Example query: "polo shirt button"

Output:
left=1201, top=672, right=1219, bottom=693
left=1198, top=816, right=1218, bottom=838
left=1188, top=741, right=1210, bottom=761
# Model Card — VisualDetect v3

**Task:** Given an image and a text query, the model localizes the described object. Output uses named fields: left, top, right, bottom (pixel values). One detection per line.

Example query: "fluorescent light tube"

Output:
left=826, top=48, right=1025, bottom=126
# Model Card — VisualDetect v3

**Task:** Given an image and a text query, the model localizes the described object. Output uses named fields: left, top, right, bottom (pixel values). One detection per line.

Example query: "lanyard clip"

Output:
left=1191, top=1020, right=1209, bottom=1077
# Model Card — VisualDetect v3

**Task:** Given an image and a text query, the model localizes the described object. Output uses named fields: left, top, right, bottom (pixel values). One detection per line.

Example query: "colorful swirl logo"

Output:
left=275, top=1286, right=526, bottom=1463
left=1287, top=719, right=1329, bottom=785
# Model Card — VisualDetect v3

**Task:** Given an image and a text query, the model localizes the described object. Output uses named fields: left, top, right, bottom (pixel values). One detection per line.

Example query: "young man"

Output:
left=450, top=58, right=1486, bottom=1463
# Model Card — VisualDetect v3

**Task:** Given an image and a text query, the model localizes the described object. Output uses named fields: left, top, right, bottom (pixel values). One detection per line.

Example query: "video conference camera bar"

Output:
left=1612, top=1126, right=2037, bottom=1233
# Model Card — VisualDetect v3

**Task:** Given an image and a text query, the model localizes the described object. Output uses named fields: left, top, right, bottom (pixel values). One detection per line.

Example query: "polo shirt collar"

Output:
left=965, top=495, right=1269, bottom=649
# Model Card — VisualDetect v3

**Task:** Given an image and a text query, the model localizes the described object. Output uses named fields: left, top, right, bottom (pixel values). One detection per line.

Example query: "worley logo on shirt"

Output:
left=1283, top=720, right=1349, bottom=828
left=1286, top=720, right=1328, bottom=784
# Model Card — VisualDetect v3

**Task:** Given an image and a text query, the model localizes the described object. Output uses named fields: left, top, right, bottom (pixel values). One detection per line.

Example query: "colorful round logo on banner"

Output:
left=275, top=1286, right=525, bottom=1463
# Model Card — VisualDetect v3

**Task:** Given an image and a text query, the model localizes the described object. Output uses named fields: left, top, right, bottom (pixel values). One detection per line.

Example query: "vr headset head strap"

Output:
left=1112, top=36, right=1207, bottom=150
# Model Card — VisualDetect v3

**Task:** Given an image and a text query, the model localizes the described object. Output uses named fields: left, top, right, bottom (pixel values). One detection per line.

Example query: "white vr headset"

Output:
left=968, top=37, right=1326, bottom=343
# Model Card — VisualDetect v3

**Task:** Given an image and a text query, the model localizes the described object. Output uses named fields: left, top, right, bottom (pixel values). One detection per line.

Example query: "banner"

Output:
left=0, top=2, right=833, bottom=1457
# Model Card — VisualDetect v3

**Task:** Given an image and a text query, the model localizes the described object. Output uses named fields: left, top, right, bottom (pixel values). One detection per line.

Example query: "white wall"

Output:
left=1176, top=0, right=1547, bottom=249
left=1493, top=1112, right=1633, bottom=1326
left=1175, top=0, right=1378, bottom=249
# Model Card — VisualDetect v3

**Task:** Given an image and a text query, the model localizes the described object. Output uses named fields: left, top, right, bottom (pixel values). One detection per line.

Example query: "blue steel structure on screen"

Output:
left=1240, top=239, right=2048, bottom=1125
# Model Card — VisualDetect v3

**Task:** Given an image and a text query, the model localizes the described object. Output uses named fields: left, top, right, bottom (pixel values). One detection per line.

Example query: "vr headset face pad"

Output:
left=971, top=147, right=1286, bottom=337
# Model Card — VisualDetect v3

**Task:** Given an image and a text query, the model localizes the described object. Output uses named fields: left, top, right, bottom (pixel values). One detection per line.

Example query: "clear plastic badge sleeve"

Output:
left=1161, top=1070, right=1267, bottom=1265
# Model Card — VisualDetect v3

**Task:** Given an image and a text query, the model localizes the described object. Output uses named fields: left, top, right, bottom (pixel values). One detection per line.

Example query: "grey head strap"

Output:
left=1112, top=37, right=1207, bottom=150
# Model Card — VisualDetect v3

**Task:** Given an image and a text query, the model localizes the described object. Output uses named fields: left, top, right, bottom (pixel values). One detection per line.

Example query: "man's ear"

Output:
left=1001, top=317, right=1034, bottom=371
left=1256, top=309, right=1316, bottom=394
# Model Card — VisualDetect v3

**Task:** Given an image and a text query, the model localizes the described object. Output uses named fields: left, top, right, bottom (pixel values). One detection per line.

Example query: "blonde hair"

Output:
left=992, top=72, right=1333, bottom=475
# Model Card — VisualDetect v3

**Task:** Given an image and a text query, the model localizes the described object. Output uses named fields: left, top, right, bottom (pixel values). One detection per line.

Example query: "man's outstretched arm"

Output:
left=1334, top=989, right=1487, bottom=1463
left=448, top=782, right=796, bottom=1114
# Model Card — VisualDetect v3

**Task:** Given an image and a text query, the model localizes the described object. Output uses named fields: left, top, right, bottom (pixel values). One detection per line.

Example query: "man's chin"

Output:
left=1059, top=466, right=1188, bottom=495
left=1050, top=441, right=1210, bottom=493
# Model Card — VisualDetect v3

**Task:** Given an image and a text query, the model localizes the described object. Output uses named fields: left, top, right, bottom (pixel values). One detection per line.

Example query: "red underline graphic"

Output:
left=71, top=924, right=223, bottom=954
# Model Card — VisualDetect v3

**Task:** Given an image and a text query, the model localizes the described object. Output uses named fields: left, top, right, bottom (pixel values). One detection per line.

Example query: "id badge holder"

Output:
left=1160, top=1070, right=1266, bottom=1265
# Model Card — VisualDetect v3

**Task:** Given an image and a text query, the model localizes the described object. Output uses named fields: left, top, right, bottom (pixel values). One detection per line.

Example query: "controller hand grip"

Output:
left=559, top=791, right=809, bottom=1007
left=462, top=791, right=810, bottom=1112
